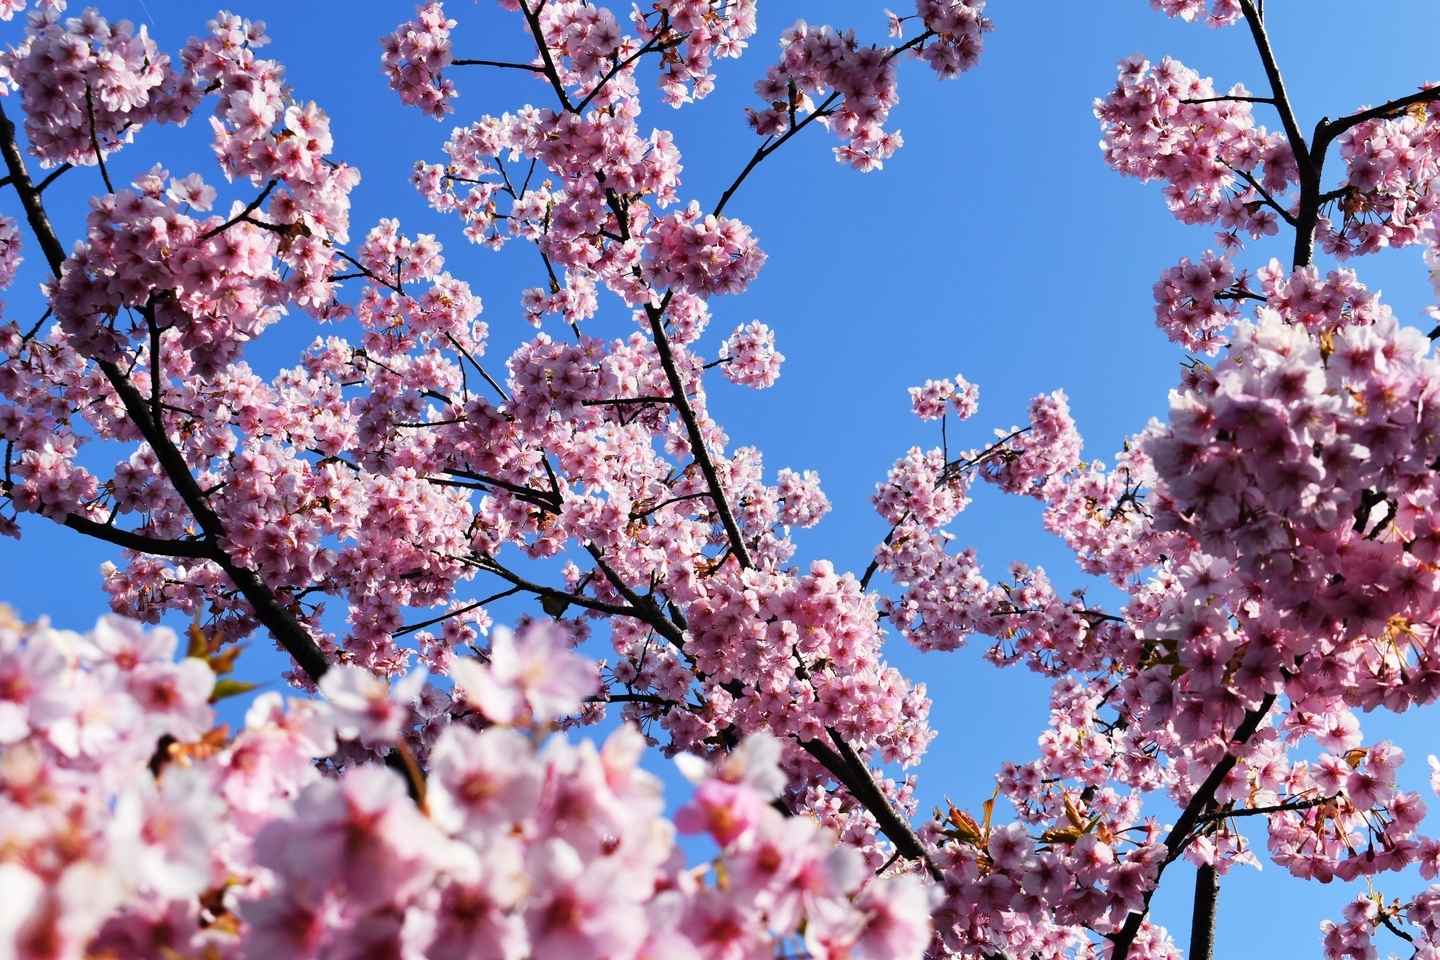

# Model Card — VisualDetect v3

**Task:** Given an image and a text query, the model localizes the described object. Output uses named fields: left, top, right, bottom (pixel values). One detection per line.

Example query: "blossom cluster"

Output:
left=631, top=0, right=757, bottom=107
left=0, top=5, right=191, bottom=168
left=1150, top=250, right=1244, bottom=354
left=718, top=320, right=783, bottom=388
left=381, top=1, right=457, bottom=119
left=910, top=0, right=992, bottom=79
left=907, top=374, right=978, bottom=421
left=1097, top=53, right=1294, bottom=250
left=20, top=0, right=1440, bottom=955
left=1319, top=96, right=1440, bottom=260
left=1148, top=0, right=1242, bottom=29
left=0, top=609, right=934, bottom=960
left=748, top=20, right=906, bottom=170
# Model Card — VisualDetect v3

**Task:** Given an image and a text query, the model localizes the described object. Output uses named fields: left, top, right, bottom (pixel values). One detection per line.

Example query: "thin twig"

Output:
left=393, top=586, right=525, bottom=637
left=35, top=163, right=71, bottom=192
left=84, top=86, right=115, bottom=194
left=199, top=180, right=278, bottom=240
left=452, top=57, right=542, bottom=71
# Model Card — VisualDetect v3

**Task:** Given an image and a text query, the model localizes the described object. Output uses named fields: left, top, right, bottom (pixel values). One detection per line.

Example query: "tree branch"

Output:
left=1108, top=693, right=1278, bottom=960
left=84, top=86, right=114, bottom=195
left=1189, top=862, right=1219, bottom=960
left=199, top=180, right=278, bottom=240
left=712, top=31, right=933, bottom=217
left=1318, top=86, right=1440, bottom=142
left=452, top=58, right=542, bottom=71
left=518, top=0, right=576, bottom=112
left=643, top=299, right=754, bottom=570
left=393, top=586, right=525, bottom=637
left=1237, top=0, right=1318, bottom=267
left=1192, top=794, right=1334, bottom=825
left=61, top=514, right=216, bottom=559
left=468, top=554, right=645, bottom=621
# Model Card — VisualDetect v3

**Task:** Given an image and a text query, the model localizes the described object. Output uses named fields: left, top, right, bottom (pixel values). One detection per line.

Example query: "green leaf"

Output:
left=210, top=679, right=259, bottom=703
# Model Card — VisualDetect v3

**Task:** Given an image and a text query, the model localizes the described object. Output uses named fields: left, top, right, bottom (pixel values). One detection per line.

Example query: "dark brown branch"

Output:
left=592, top=182, right=755, bottom=572
left=469, top=554, right=644, bottom=620
left=518, top=0, right=576, bottom=112
left=61, top=514, right=216, bottom=559
left=199, top=180, right=278, bottom=240
left=630, top=491, right=712, bottom=520
left=1225, top=163, right=1299, bottom=227
left=713, top=91, right=842, bottom=217
left=1189, top=862, right=1219, bottom=960
left=84, top=86, right=114, bottom=195
left=644, top=299, right=755, bottom=570
left=1237, top=0, right=1318, bottom=267
left=589, top=692, right=674, bottom=706
left=581, top=395, right=675, bottom=406
left=0, top=102, right=69, bottom=269
left=452, top=58, right=542, bottom=71
left=817, top=729, right=941, bottom=880
left=1379, top=912, right=1416, bottom=944
left=581, top=543, right=686, bottom=647
left=712, top=31, right=933, bottom=217
left=1236, top=1, right=1310, bottom=179
left=145, top=307, right=163, bottom=421
left=445, top=332, right=511, bottom=402
left=1108, top=693, right=1278, bottom=960
left=859, top=512, right=910, bottom=592
left=35, top=163, right=71, bottom=193
left=1181, top=95, right=1276, bottom=105
left=573, top=34, right=667, bottom=113
left=1318, top=86, right=1440, bottom=141
left=1192, top=794, right=1334, bottom=824
left=393, top=586, right=525, bottom=637
left=442, top=469, right=560, bottom=508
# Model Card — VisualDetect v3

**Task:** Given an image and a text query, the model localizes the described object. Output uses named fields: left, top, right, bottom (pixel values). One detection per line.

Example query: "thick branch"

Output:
left=62, top=514, right=216, bottom=559
left=0, top=102, right=69, bottom=269
left=1237, top=0, right=1318, bottom=267
left=581, top=543, right=686, bottom=647
left=1189, top=863, right=1219, bottom=960
left=1236, top=1, right=1310, bottom=178
left=827, top=729, right=941, bottom=879
left=795, top=735, right=938, bottom=881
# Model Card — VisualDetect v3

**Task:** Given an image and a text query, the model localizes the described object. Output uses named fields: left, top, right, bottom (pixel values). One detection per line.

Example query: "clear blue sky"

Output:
left=3, top=2, right=1438, bottom=955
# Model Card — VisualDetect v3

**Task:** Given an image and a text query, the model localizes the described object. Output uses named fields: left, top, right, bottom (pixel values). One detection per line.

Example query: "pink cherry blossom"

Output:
left=450, top=623, right=598, bottom=725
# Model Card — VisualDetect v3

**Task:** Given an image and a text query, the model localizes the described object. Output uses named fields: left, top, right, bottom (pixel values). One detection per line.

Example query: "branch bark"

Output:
left=1189, top=862, right=1219, bottom=960
left=1237, top=0, right=1319, bottom=268
left=61, top=514, right=216, bottom=559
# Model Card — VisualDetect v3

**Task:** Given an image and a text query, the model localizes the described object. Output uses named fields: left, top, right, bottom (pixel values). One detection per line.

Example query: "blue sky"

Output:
left=3, top=1, right=1440, bottom=955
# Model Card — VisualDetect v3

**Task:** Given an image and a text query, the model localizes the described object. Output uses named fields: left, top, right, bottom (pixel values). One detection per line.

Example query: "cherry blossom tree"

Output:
left=2, top=0, right=1440, bottom=958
